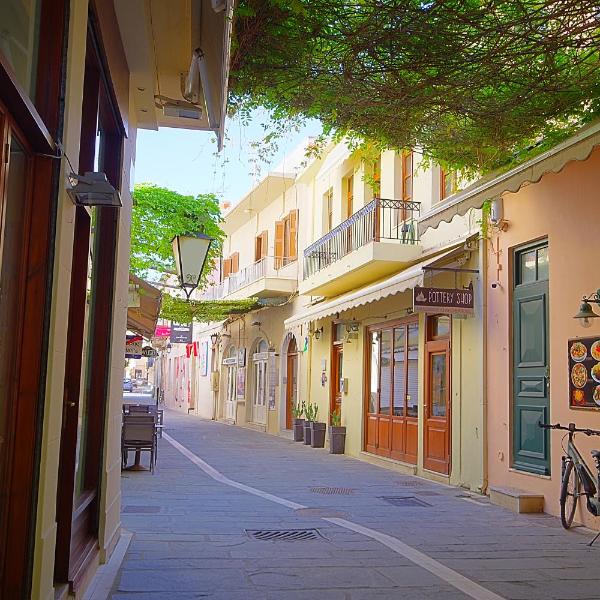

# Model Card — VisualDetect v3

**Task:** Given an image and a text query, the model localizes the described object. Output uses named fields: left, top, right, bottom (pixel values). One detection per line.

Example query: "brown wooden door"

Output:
left=424, top=322, right=451, bottom=474
left=365, top=320, right=418, bottom=464
left=285, top=338, right=298, bottom=429
left=331, top=343, right=344, bottom=419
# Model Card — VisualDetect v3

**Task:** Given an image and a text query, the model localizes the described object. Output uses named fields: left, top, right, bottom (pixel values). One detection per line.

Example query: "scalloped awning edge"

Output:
left=418, top=120, right=600, bottom=234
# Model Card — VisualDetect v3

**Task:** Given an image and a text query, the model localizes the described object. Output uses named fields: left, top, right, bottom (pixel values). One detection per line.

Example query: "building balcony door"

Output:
left=365, top=319, right=418, bottom=463
left=424, top=316, right=451, bottom=475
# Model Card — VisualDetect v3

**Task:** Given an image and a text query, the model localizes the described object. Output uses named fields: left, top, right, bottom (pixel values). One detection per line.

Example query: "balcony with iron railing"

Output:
left=200, top=255, right=298, bottom=301
left=300, top=198, right=422, bottom=297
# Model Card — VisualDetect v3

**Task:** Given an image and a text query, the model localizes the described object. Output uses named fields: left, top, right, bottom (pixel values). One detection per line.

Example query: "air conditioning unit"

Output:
left=163, top=103, right=202, bottom=120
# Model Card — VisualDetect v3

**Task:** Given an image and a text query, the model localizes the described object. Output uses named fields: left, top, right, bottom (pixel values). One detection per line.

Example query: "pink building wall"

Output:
left=486, top=147, right=600, bottom=526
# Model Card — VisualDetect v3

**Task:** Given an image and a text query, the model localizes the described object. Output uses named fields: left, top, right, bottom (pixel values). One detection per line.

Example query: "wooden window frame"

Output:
left=0, top=0, right=68, bottom=597
left=440, top=168, right=457, bottom=202
left=324, top=188, right=333, bottom=232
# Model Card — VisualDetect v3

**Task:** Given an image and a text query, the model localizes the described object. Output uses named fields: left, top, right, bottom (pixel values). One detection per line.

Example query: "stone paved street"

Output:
left=111, top=411, right=600, bottom=599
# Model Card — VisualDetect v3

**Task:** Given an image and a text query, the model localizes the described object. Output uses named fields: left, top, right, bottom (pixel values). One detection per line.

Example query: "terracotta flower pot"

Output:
left=293, top=418, right=305, bottom=442
left=311, top=421, right=326, bottom=448
left=303, top=421, right=313, bottom=445
left=329, top=426, right=346, bottom=454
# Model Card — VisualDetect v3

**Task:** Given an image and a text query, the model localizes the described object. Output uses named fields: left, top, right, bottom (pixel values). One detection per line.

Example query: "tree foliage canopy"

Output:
left=230, top=0, right=600, bottom=171
left=160, top=294, right=261, bottom=324
left=130, top=184, right=224, bottom=280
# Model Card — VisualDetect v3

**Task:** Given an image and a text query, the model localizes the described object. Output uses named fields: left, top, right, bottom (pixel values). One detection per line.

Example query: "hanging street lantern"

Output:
left=573, top=288, right=600, bottom=328
left=172, top=232, right=214, bottom=299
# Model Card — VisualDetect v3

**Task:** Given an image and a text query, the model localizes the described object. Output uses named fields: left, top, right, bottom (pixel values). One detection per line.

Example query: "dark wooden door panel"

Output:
left=366, top=415, right=378, bottom=454
left=405, top=419, right=418, bottom=464
left=376, top=417, right=391, bottom=456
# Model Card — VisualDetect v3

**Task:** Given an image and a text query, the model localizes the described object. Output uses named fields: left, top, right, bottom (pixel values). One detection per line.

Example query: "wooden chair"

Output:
left=121, top=414, right=157, bottom=472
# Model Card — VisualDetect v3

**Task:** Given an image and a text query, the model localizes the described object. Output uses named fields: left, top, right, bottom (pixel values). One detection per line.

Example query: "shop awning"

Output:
left=284, top=245, right=466, bottom=329
left=418, top=120, right=600, bottom=233
left=127, top=274, right=162, bottom=339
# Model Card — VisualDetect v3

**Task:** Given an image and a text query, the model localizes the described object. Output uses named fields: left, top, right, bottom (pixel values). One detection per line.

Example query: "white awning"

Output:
left=284, top=245, right=464, bottom=329
left=418, top=120, right=600, bottom=233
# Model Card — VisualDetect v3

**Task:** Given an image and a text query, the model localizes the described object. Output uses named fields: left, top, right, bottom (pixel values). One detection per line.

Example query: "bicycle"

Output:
left=540, top=422, right=600, bottom=544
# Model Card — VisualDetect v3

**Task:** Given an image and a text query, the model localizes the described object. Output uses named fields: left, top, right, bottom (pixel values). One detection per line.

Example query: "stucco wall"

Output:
left=486, top=148, right=600, bottom=525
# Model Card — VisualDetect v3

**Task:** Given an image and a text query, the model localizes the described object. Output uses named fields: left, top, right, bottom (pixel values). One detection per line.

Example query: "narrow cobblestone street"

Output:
left=111, top=411, right=600, bottom=600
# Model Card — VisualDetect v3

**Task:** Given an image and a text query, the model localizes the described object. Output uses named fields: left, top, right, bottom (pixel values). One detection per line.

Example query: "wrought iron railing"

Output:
left=303, top=198, right=420, bottom=279
left=201, top=255, right=297, bottom=299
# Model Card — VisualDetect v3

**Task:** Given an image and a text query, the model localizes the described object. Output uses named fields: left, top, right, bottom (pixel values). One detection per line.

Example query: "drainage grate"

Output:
left=246, top=529, right=323, bottom=542
left=311, top=486, right=354, bottom=495
left=123, top=505, right=161, bottom=513
left=379, top=496, right=431, bottom=507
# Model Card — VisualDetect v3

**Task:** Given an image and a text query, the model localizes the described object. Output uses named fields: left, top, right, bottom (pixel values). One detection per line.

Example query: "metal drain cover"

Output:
left=123, top=505, right=161, bottom=513
left=311, top=486, right=354, bottom=495
left=246, top=529, right=323, bottom=541
left=379, top=496, right=431, bottom=507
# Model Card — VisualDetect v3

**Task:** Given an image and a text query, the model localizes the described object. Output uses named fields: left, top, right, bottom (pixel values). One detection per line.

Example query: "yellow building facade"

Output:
left=192, top=141, right=486, bottom=492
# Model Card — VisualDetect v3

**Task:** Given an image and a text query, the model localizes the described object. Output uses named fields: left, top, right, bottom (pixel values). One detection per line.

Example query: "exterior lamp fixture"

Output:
left=574, top=290, right=600, bottom=328
left=67, top=171, right=122, bottom=207
left=172, top=232, right=214, bottom=299
left=166, top=343, right=172, bottom=354
left=313, top=326, right=323, bottom=340
left=210, top=333, right=219, bottom=346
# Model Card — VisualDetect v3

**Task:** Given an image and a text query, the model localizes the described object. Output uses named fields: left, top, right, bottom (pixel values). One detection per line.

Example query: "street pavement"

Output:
left=110, top=410, right=600, bottom=600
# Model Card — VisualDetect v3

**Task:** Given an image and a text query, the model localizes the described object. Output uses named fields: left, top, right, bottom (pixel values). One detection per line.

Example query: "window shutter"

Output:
left=231, top=252, right=239, bottom=273
left=255, top=236, right=261, bottom=262
left=274, top=221, right=284, bottom=268
left=261, top=230, right=268, bottom=258
left=223, top=257, right=232, bottom=278
left=288, top=210, right=298, bottom=260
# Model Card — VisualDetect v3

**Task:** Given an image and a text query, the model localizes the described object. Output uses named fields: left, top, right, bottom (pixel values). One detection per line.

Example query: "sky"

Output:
left=134, top=109, right=322, bottom=204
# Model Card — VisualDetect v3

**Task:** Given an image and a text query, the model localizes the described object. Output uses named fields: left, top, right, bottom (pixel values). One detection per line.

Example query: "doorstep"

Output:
left=489, top=485, right=544, bottom=514
left=359, top=451, right=418, bottom=476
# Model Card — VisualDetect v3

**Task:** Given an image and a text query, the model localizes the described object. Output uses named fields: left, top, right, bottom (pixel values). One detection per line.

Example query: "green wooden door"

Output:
left=512, top=243, right=550, bottom=475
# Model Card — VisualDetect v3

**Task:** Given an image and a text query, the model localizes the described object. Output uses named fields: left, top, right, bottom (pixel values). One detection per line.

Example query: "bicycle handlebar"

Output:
left=539, top=422, right=600, bottom=436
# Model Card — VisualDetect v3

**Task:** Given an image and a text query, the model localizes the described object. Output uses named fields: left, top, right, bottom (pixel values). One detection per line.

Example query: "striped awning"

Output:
left=418, top=120, right=600, bottom=233
left=284, top=244, right=467, bottom=329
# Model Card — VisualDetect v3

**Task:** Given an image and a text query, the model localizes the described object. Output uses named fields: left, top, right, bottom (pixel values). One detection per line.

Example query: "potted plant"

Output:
left=311, top=405, right=326, bottom=449
left=303, top=403, right=315, bottom=445
left=292, top=401, right=305, bottom=442
left=329, top=409, right=346, bottom=454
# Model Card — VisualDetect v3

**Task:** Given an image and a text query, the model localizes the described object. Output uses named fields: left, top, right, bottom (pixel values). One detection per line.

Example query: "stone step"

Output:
left=489, top=485, right=544, bottom=513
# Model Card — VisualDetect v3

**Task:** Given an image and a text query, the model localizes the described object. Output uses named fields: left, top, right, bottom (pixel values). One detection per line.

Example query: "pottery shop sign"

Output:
left=413, top=283, right=474, bottom=315
left=170, top=322, right=193, bottom=344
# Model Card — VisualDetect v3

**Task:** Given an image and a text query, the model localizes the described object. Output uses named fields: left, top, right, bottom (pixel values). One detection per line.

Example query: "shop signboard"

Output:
left=155, top=324, right=171, bottom=338
left=142, top=346, right=158, bottom=358
left=125, top=334, right=143, bottom=358
left=200, top=341, right=209, bottom=376
left=413, top=283, right=474, bottom=315
left=170, top=322, right=192, bottom=344
left=568, top=336, right=600, bottom=410
left=236, top=367, right=246, bottom=398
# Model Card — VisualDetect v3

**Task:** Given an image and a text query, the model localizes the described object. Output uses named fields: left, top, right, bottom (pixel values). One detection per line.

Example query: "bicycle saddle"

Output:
left=591, top=450, right=600, bottom=460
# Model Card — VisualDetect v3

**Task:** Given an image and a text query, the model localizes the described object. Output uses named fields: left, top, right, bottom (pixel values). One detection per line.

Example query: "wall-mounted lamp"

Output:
left=574, top=289, right=600, bottom=328
left=313, top=326, right=323, bottom=340
left=345, top=320, right=360, bottom=333
left=210, top=333, right=220, bottom=346
left=166, top=343, right=172, bottom=354
left=67, top=171, right=122, bottom=207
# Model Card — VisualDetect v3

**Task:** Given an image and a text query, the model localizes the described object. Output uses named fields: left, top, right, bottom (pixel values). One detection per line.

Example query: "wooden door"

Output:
left=253, top=359, right=267, bottom=424
left=424, top=316, right=451, bottom=474
left=285, top=338, right=298, bottom=429
left=512, top=242, right=550, bottom=475
left=365, top=319, right=418, bottom=463
left=331, top=344, right=344, bottom=417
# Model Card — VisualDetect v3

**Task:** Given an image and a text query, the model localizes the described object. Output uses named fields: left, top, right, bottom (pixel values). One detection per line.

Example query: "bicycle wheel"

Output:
left=560, top=460, right=580, bottom=529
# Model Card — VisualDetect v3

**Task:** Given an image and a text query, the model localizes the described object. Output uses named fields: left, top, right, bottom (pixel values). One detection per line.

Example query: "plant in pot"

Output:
left=329, top=409, right=346, bottom=454
left=311, top=405, right=326, bottom=449
left=303, top=403, right=315, bottom=445
left=292, top=401, right=305, bottom=442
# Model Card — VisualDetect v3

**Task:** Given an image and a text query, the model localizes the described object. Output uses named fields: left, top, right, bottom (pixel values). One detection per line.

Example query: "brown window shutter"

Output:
left=223, top=257, right=232, bottom=278
left=274, top=220, right=284, bottom=269
left=261, top=231, right=268, bottom=258
left=231, top=252, right=239, bottom=273
left=255, top=236, right=261, bottom=262
left=288, top=210, right=298, bottom=260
